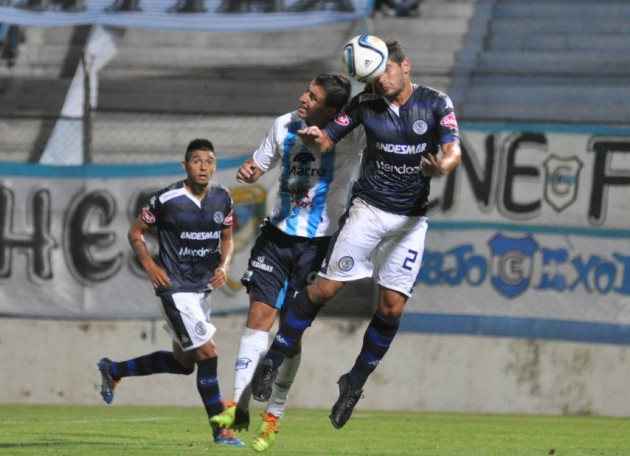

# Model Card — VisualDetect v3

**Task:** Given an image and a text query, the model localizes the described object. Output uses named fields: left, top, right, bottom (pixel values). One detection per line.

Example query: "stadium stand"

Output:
left=0, top=0, right=475, bottom=163
left=449, top=0, right=630, bottom=124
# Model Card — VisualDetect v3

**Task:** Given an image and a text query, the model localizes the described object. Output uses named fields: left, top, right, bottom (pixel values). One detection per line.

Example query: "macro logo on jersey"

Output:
left=440, top=113, right=458, bottom=130
left=375, top=142, right=426, bottom=154
left=293, top=152, right=315, bottom=164
left=338, top=256, right=354, bottom=271
left=412, top=120, right=428, bottom=135
left=180, top=231, right=220, bottom=240
left=286, top=152, right=326, bottom=177
left=334, top=112, right=350, bottom=126
left=195, top=322, right=208, bottom=336
left=224, top=211, right=234, bottom=226
left=140, top=205, right=156, bottom=224
left=251, top=256, right=273, bottom=272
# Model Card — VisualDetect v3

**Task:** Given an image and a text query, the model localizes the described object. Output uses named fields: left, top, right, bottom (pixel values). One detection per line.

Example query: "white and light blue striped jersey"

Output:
left=252, top=110, right=364, bottom=238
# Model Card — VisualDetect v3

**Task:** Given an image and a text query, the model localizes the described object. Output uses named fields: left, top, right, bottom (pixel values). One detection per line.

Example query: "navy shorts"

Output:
left=241, top=220, right=331, bottom=315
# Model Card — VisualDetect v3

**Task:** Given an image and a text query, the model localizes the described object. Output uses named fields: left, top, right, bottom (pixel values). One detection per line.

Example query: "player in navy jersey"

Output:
left=210, top=73, right=364, bottom=451
left=97, top=139, right=243, bottom=446
left=252, top=38, right=462, bottom=429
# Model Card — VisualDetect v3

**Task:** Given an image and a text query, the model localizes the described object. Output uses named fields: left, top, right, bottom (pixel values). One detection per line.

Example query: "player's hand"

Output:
left=209, top=265, right=228, bottom=290
left=143, top=261, right=172, bottom=289
left=421, top=153, right=446, bottom=177
left=298, top=126, right=335, bottom=154
left=297, top=125, right=322, bottom=145
left=236, top=161, right=260, bottom=184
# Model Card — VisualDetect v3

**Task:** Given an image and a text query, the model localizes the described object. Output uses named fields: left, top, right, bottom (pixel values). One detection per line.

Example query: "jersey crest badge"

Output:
left=213, top=211, right=225, bottom=224
left=412, top=120, right=428, bottom=135
left=141, top=205, right=156, bottom=224
left=335, top=113, right=350, bottom=126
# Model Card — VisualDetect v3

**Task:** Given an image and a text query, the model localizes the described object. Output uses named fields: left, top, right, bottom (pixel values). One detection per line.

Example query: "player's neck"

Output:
left=390, top=84, right=413, bottom=107
left=184, top=180, right=208, bottom=200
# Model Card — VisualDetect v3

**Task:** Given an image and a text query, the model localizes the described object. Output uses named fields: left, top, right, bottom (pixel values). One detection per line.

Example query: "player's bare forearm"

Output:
left=422, top=141, right=461, bottom=177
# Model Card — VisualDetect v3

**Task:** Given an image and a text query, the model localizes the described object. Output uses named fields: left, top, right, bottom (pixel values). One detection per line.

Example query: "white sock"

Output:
left=266, top=351, right=301, bottom=419
left=233, top=327, right=269, bottom=410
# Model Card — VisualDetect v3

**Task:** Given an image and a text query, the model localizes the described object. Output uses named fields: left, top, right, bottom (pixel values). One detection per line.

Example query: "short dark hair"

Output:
left=313, top=73, right=352, bottom=113
left=185, top=138, right=214, bottom=162
left=385, top=39, right=406, bottom=65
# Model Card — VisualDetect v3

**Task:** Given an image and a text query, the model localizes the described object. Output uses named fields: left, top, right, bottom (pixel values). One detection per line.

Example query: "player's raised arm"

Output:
left=297, top=126, right=335, bottom=153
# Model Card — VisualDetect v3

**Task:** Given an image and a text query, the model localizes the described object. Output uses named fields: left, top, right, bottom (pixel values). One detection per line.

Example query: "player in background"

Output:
left=97, top=138, right=243, bottom=446
left=251, top=38, right=462, bottom=429
left=210, top=73, right=364, bottom=452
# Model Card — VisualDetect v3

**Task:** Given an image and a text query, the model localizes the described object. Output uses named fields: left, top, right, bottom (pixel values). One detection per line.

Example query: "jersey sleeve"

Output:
left=434, top=92, right=460, bottom=145
left=251, top=117, right=282, bottom=172
left=222, top=191, right=234, bottom=230
left=323, top=94, right=362, bottom=144
left=140, top=191, right=162, bottom=227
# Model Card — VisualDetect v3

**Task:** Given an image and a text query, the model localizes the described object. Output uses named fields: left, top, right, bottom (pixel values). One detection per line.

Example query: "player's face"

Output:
left=297, top=81, right=330, bottom=126
left=183, top=149, right=216, bottom=187
left=374, top=59, right=409, bottom=99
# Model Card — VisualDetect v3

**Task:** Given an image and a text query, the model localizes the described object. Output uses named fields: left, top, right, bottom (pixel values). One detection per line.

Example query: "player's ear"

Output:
left=402, top=58, right=411, bottom=75
left=181, top=160, right=187, bottom=172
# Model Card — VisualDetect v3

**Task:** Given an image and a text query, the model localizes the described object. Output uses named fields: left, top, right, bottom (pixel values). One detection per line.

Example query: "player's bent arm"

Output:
left=297, top=126, right=335, bottom=153
left=236, top=158, right=264, bottom=184
left=422, top=141, right=462, bottom=177
left=128, top=217, right=171, bottom=288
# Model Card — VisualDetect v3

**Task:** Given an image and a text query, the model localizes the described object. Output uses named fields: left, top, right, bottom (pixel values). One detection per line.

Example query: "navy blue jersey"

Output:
left=140, top=180, right=233, bottom=294
left=324, top=84, right=460, bottom=216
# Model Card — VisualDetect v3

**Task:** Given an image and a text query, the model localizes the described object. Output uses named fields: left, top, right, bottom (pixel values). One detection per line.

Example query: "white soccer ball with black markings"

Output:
left=342, top=34, right=388, bottom=83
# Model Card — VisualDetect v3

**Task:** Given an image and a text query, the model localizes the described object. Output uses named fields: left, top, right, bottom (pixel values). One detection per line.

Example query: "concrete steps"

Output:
left=450, top=0, right=630, bottom=124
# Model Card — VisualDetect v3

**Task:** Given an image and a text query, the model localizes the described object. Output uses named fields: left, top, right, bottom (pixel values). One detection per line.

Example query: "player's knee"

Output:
left=308, top=277, right=342, bottom=304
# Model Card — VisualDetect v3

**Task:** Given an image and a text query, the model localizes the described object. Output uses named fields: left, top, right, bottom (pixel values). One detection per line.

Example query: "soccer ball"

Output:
left=342, top=34, right=388, bottom=83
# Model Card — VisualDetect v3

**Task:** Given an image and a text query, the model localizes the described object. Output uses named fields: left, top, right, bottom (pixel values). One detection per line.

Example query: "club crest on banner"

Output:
left=543, top=155, right=583, bottom=212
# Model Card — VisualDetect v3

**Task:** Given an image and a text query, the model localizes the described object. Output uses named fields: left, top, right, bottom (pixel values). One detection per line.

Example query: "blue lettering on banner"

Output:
left=417, top=236, right=630, bottom=298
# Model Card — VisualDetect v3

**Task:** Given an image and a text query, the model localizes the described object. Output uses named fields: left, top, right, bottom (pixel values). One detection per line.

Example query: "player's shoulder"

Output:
left=413, top=84, right=453, bottom=105
left=208, top=181, right=231, bottom=198
left=157, top=181, right=186, bottom=204
left=354, top=89, right=381, bottom=106
left=274, top=111, right=302, bottom=129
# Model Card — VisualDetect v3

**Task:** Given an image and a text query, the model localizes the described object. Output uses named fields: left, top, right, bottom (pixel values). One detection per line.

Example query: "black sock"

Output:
left=196, top=357, right=224, bottom=419
left=348, top=313, right=399, bottom=391
left=265, top=288, right=322, bottom=368
left=110, top=350, right=194, bottom=379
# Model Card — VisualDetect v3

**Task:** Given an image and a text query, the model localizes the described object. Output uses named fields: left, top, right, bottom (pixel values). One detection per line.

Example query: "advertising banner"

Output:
left=2, top=125, right=630, bottom=343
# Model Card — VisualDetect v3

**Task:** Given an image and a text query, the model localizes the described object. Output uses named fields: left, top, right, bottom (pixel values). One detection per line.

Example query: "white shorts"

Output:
left=320, top=198, right=428, bottom=297
left=159, top=292, right=217, bottom=351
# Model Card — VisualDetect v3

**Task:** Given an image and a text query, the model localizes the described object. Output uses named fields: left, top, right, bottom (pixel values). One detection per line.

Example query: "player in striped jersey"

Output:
left=252, top=38, right=462, bottom=429
left=210, top=73, right=364, bottom=452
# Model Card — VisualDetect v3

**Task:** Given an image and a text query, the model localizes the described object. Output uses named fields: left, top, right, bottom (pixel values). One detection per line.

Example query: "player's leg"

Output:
left=165, top=291, right=244, bottom=446
left=330, top=213, right=428, bottom=428
left=213, top=221, right=293, bottom=428
left=210, top=300, right=277, bottom=431
left=252, top=199, right=378, bottom=401
left=97, top=296, right=198, bottom=404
